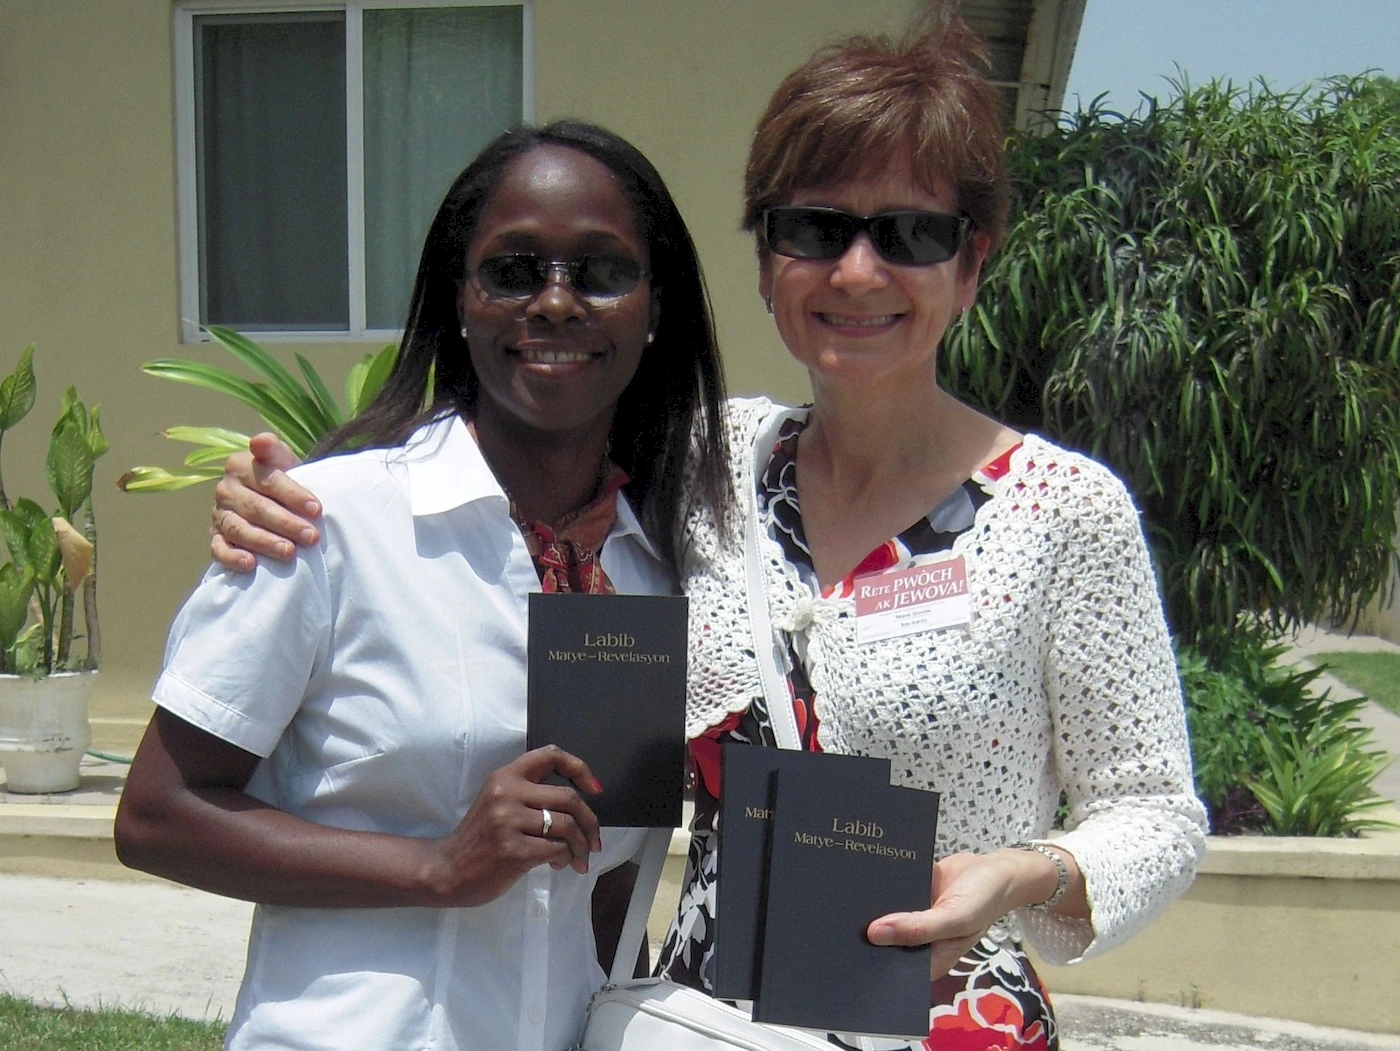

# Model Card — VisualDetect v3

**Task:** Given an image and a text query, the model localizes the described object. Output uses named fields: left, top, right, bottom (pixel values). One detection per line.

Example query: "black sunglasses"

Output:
left=469, top=253, right=649, bottom=304
left=760, top=206, right=971, bottom=266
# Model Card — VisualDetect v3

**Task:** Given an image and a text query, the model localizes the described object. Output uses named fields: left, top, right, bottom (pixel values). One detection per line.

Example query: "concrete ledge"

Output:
left=0, top=802, right=116, bottom=839
left=1037, top=825, right=1400, bottom=1035
left=0, top=801, right=151, bottom=880
left=1199, top=825, right=1400, bottom=880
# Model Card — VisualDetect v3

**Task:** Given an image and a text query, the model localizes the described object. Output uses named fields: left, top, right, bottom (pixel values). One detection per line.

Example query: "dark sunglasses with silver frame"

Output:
left=760, top=206, right=971, bottom=266
left=468, top=253, right=649, bottom=304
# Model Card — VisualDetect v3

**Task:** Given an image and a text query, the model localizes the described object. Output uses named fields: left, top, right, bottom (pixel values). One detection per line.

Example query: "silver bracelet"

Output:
left=1010, top=841, right=1068, bottom=911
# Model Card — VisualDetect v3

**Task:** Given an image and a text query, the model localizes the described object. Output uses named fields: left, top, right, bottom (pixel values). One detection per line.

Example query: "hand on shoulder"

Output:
left=211, top=432, right=318, bottom=571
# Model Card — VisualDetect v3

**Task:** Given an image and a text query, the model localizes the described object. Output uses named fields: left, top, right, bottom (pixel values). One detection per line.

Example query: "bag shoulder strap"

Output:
left=744, top=405, right=803, bottom=753
left=609, top=827, right=672, bottom=983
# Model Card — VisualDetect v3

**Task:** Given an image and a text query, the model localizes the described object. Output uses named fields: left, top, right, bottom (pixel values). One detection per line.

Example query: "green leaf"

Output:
left=344, top=358, right=371, bottom=417
left=347, top=343, right=398, bottom=417
left=153, top=425, right=253, bottom=467
left=115, top=465, right=227, bottom=492
left=203, top=326, right=336, bottom=438
left=161, top=426, right=252, bottom=451
left=294, top=354, right=344, bottom=431
left=0, top=345, right=37, bottom=433
left=47, top=423, right=94, bottom=521
left=24, top=514, right=59, bottom=587
left=0, top=562, right=35, bottom=660
left=53, top=388, right=110, bottom=462
left=141, top=360, right=318, bottom=456
left=0, top=509, right=32, bottom=569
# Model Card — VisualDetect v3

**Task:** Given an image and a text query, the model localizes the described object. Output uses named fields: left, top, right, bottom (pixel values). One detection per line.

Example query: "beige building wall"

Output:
left=0, top=0, right=920, bottom=747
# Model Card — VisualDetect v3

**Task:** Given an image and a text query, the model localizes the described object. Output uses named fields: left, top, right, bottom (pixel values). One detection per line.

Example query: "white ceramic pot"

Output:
left=0, top=671, right=96, bottom=794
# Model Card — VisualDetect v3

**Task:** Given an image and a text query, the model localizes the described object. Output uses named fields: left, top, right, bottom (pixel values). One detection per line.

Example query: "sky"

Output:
left=1063, top=0, right=1399, bottom=116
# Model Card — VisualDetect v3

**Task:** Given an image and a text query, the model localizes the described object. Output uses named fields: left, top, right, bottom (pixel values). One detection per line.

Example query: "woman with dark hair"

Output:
left=207, top=7, right=1205, bottom=1049
left=115, top=120, right=728, bottom=1051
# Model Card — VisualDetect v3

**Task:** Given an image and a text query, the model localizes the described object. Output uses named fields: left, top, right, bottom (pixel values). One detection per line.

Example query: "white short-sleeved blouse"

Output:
left=155, top=414, right=671, bottom=1051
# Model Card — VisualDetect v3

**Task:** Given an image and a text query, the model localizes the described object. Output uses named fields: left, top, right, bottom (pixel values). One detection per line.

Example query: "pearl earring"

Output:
left=646, top=330, right=656, bottom=345
left=764, top=297, right=774, bottom=315
left=460, top=326, right=468, bottom=340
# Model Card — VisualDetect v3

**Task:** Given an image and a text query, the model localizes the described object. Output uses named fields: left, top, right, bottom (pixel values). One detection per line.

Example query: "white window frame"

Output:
left=174, top=0, right=534, bottom=343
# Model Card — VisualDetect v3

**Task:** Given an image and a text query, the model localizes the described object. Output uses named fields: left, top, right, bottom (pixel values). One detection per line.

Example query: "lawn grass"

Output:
left=1314, top=650, right=1400, bottom=717
left=0, top=995, right=225, bottom=1051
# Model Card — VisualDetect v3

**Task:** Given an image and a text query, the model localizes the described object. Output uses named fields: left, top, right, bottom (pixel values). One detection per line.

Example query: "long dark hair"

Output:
left=323, top=120, right=730, bottom=574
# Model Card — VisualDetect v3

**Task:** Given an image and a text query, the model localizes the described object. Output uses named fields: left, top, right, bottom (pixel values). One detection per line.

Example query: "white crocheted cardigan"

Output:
left=682, top=397, right=1208, bottom=965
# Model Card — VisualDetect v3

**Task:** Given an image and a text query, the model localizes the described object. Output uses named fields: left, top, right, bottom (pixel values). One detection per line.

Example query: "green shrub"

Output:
left=1245, top=709, right=1394, bottom=836
left=1178, top=629, right=1394, bottom=835
left=946, top=76, right=1400, bottom=652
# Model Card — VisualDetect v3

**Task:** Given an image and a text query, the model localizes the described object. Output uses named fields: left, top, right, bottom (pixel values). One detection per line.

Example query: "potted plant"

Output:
left=0, top=345, right=108, bottom=793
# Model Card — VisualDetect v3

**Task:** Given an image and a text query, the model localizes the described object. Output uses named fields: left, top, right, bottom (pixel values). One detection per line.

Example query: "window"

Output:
left=175, top=1, right=531, bottom=340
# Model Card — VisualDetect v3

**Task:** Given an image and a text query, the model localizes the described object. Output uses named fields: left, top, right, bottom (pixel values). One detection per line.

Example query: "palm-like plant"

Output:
left=117, top=326, right=397, bottom=492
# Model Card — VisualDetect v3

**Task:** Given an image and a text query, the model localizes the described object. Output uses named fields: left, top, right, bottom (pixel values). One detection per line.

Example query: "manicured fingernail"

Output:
left=276, top=541, right=294, bottom=558
left=591, top=836, right=603, bottom=853
left=867, top=923, right=894, bottom=945
left=299, top=527, right=317, bottom=544
left=304, top=500, right=321, bottom=515
left=589, top=777, right=603, bottom=794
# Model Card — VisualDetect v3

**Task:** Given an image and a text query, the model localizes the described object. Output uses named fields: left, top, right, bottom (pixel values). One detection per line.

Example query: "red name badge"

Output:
left=853, top=553, right=970, bottom=644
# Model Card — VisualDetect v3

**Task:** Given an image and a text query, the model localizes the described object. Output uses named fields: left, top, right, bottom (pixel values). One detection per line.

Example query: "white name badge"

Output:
left=853, top=553, right=971, bottom=644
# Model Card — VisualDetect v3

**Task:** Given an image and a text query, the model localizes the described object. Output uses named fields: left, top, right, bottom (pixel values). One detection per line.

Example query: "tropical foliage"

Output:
left=0, top=346, right=108, bottom=674
left=1178, top=630, right=1393, bottom=836
left=116, top=326, right=396, bottom=493
left=944, top=75, right=1400, bottom=652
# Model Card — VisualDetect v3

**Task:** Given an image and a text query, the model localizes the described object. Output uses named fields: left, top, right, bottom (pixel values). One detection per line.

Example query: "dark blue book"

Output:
left=754, top=761, right=939, bottom=1038
left=715, top=744, right=892, bottom=1001
left=525, top=593, right=687, bottom=827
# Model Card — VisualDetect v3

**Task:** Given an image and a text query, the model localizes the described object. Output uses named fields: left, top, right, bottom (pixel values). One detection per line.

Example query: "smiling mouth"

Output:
left=818, top=313, right=900, bottom=327
left=511, top=347, right=600, bottom=364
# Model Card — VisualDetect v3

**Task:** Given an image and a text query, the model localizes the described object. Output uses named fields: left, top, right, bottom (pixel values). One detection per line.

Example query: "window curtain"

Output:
left=363, top=7, right=524, bottom=330
left=197, top=13, right=349, bottom=329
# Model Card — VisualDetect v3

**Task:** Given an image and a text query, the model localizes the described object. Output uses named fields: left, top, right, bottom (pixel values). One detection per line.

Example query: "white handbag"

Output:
left=569, top=828, right=831, bottom=1051
left=574, top=974, right=832, bottom=1051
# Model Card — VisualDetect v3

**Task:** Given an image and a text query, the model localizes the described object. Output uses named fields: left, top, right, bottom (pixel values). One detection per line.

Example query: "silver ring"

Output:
left=540, top=808, right=553, bottom=837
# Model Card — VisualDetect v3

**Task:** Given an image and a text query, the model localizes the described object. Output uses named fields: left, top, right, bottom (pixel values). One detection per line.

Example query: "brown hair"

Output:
left=743, top=4, right=1010, bottom=251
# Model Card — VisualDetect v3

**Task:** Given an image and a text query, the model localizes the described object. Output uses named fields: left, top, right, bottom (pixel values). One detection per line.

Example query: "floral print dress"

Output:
left=656, top=416, right=1057, bottom=1051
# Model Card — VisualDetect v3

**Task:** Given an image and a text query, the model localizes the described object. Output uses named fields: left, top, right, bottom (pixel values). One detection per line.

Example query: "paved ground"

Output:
left=1054, top=996, right=1400, bottom=1051
left=0, top=873, right=249, bottom=1023
left=3, top=872, right=1399, bottom=1050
